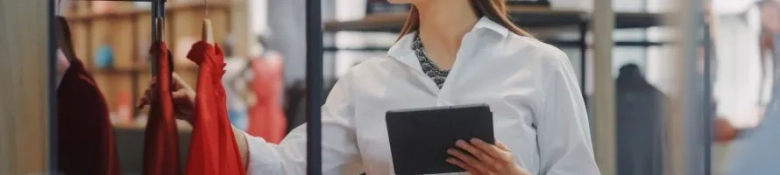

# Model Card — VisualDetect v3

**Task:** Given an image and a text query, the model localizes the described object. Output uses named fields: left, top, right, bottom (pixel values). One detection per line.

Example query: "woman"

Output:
left=727, top=2, right=780, bottom=173
left=141, top=0, right=599, bottom=174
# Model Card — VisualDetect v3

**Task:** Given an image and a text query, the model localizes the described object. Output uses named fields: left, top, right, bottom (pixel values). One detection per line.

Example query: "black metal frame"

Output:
left=49, top=1, right=58, bottom=172
left=702, top=14, right=714, bottom=175
left=306, top=0, right=324, bottom=174
left=150, top=0, right=166, bottom=75
left=578, top=21, right=588, bottom=107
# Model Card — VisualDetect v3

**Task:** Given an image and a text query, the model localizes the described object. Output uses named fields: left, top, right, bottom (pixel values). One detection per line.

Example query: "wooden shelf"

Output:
left=113, top=123, right=193, bottom=132
left=92, top=63, right=198, bottom=74
left=324, top=40, right=667, bottom=51
left=93, top=66, right=142, bottom=74
left=614, top=12, right=663, bottom=29
left=324, top=13, right=408, bottom=32
left=324, top=8, right=662, bottom=32
left=67, top=1, right=231, bottom=22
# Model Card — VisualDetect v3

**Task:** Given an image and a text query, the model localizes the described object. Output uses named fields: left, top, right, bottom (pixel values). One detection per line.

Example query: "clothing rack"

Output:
left=68, top=0, right=326, bottom=174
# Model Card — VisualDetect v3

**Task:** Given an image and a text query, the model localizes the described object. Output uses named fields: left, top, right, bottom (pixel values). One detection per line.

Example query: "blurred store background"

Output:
left=1, top=0, right=777, bottom=174
left=53, top=0, right=774, bottom=174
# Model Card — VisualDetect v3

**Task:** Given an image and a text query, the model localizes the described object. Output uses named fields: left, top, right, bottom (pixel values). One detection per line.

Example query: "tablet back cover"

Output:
left=386, top=104, right=494, bottom=175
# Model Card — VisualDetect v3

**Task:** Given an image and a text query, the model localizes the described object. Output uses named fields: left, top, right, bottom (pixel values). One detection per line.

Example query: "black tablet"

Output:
left=385, top=104, right=494, bottom=175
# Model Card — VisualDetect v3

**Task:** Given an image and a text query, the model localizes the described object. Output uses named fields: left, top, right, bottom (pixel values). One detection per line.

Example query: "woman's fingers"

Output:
left=172, top=73, right=193, bottom=91
left=456, top=140, right=496, bottom=165
left=447, top=148, right=489, bottom=173
left=171, top=90, right=190, bottom=102
left=137, top=78, right=158, bottom=109
left=495, top=141, right=510, bottom=151
left=470, top=139, right=507, bottom=161
left=450, top=139, right=525, bottom=175
left=446, top=158, right=481, bottom=175
left=470, top=139, right=514, bottom=171
left=137, top=98, right=148, bottom=109
left=137, top=83, right=156, bottom=109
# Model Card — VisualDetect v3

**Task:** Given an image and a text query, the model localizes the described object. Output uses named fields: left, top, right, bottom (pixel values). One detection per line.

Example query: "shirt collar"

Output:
left=387, top=17, right=508, bottom=65
left=388, top=32, right=417, bottom=60
left=387, top=32, right=420, bottom=70
left=473, top=16, right=510, bottom=38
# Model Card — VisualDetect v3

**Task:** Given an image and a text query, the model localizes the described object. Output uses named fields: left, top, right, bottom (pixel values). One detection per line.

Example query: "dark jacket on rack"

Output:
left=57, top=57, right=121, bottom=175
left=615, top=64, right=667, bottom=175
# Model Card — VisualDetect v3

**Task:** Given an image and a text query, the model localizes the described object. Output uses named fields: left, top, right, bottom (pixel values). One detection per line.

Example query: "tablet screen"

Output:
left=386, top=104, right=494, bottom=175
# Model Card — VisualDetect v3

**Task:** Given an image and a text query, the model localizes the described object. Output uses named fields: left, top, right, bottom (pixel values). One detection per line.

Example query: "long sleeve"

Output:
left=244, top=73, right=362, bottom=175
left=536, top=50, right=600, bottom=175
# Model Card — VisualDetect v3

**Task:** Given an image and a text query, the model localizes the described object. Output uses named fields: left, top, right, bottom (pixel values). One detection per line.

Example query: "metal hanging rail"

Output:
left=71, top=0, right=166, bottom=40
left=66, top=1, right=326, bottom=174
left=73, top=0, right=166, bottom=74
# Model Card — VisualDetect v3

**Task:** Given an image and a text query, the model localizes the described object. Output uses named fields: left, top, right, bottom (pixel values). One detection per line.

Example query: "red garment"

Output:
left=246, top=56, right=286, bottom=143
left=185, top=41, right=245, bottom=175
left=57, top=58, right=120, bottom=175
left=143, top=42, right=181, bottom=175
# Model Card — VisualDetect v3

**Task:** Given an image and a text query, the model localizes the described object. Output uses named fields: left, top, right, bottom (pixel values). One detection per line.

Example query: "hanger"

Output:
left=202, top=0, right=214, bottom=44
left=155, top=17, right=165, bottom=42
left=55, top=0, right=77, bottom=62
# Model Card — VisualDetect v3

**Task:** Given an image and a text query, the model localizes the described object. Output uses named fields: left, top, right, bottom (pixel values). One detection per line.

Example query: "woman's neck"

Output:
left=415, top=0, right=479, bottom=69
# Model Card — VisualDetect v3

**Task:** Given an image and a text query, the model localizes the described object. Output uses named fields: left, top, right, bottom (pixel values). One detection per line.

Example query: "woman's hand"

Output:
left=447, top=139, right=530, bottom=175
left=137, top=73, right=196, bottom=123
left=714, top=118, right=738, bottom=143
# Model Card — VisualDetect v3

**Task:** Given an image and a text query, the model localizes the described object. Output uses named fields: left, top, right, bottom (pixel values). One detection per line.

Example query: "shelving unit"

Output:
left=324, top=7, right=664, bottom=99
left=67, top=1, right=231, bottom=22
left=93, top=63, right=199, bottom=74
left=63, top=0, right=231, bottom=117
left=324, top=9, right=661, bottom=34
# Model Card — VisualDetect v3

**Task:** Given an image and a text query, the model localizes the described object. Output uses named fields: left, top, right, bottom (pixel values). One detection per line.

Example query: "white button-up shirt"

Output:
left=244, top=17, right=599, bottom=175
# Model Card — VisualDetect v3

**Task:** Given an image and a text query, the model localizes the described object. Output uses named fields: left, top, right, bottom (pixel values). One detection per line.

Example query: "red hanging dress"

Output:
left=142, top=42, right=181, bottom=175
left=246, top=56, right=287, bottom=143
left=57, top=57, right=121, bottom=175
left=184, top=41, right=245, bottom=175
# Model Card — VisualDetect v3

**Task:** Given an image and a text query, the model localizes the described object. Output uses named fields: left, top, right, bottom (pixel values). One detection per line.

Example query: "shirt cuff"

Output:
left=244, top=132, right=283, bottom=175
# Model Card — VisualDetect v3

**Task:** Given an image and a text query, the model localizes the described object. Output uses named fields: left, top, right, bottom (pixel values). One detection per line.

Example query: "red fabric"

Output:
left=185, top=41, right=245, bottom=175
left=57, top=58, right=120, bottom=175
left=143, top=42, right=181, bottom=175
left=246, top=56, right=286, bottom=143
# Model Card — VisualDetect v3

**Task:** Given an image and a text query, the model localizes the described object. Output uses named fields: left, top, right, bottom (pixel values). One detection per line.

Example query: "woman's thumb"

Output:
left=171, top=90, right=190, bottom=101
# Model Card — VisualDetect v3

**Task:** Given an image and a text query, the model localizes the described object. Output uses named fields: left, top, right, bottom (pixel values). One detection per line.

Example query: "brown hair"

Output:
left=397, top=0, right=532, bottom=41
